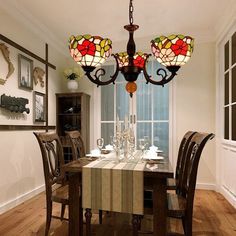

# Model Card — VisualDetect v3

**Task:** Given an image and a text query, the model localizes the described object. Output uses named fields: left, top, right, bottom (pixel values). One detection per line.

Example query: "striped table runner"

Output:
left=82, top=156, right=145, bottom=214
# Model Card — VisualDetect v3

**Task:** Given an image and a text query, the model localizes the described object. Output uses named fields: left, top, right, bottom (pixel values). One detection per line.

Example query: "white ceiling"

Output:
left=2, top=0, right=236, bottom=55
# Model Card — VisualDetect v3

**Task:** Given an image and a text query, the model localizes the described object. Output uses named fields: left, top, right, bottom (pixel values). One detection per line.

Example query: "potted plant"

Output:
left=64, top=66, right=84, bottom=91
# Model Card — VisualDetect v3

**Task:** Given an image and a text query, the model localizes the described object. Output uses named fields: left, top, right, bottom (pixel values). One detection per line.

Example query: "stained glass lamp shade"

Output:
left=151, top=35, right=194, bottom=67
left=115, top=52, right=149, bottom=69
left=69, top=35, right=112, bottom=68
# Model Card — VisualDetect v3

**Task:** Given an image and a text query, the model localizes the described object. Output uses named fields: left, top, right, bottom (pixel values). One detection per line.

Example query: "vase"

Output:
left=67, top=80, right=78, bottom=92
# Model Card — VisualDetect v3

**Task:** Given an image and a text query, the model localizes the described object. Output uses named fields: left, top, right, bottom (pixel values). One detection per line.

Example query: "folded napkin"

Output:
left=146, top=163, right=158, bottom=171
left=143, top=150, right=164, bottom=160
left=86, top=149, right=101, bottom=157
left=149, top=145, right=158, bottom=152
left=105, top=144, right=113, bottom=151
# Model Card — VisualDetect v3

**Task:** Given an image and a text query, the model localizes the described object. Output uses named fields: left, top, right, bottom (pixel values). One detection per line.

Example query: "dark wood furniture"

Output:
left=66, top=130, right=103, bottom=224
left=64, top=158, right=173, bottom=236
left=63, top=159, right=91, bottom=236
left=167, top=132, right=214, bottom=236
left=167, top=131, right=196, bottom=191
left=34, top=132, right=69, bottom=236
left=66, top=130, right=85, bottom=160
left=56, top=93, right=90, bottom=162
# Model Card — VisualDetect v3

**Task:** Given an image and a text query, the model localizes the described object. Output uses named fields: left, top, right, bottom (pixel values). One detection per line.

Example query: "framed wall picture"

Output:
left=18, top=54, right=33, bottom=90
left=34, top=91, right=45, bottom=122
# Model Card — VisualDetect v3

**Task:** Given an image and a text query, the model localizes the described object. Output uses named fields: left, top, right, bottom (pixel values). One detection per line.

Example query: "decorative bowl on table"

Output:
left=101, top=149, right=111, bottom=154
left=101, top=144, right=113, bottom=154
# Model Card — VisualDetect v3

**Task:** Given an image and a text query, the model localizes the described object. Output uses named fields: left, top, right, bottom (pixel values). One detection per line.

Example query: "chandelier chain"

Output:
left=129, top=0, right=134, bottom=25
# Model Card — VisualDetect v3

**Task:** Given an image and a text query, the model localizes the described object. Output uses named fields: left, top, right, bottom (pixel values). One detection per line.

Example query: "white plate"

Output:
left=101, top=148, right=113, bottom=153
left=156, top=150, right=163, bottom=153
left=86, top=154, right=101, bottom=158
left=143, top=155, right=164, bottom=160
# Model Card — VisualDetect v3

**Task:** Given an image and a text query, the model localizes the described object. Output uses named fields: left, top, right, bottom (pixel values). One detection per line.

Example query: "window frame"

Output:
left=92, top=59, right=174, bottom=163
left=220, top=25, right=236, bottom=146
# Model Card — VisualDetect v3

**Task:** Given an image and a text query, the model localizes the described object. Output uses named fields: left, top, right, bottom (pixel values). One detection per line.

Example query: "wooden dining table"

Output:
left=64, top=154, right=173, bottom=236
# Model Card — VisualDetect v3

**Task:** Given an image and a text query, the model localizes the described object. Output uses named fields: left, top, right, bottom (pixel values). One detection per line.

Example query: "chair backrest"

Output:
left=66, top=130, right=85, bottom=160
left=175, top=131, right=196, bottom=180
left=34, top=132, right=65, bottom=198
left=179, top=132, right=214, bottom=216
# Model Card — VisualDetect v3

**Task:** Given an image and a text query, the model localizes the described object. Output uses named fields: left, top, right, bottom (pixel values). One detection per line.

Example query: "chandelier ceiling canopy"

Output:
left=68, top=0, right=194, bottom=96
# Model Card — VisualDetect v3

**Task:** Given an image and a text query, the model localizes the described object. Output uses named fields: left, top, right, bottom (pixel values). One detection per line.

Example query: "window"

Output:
left=100, top=60, right=171, bottom=157
left=224, top=31, right=236, bottom=141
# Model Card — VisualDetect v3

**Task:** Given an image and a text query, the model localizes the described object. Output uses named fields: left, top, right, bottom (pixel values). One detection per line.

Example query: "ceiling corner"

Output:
left=0, top=0, right=69, bottom=58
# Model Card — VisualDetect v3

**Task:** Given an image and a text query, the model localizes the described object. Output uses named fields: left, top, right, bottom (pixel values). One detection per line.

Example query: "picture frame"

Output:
left=18, top=54, right=33, bottom=90
left=34, top=91, right=45, bottom=122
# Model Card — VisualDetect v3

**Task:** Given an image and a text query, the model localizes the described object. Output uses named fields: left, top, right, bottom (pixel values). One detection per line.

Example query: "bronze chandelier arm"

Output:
left=144, top=65, right=180, bottom=86
left=84, top=55, right=120, bottom=87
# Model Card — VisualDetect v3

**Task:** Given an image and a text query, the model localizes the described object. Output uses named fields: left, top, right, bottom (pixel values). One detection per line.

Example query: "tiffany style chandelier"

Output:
left=68, top=0, right=194, bottom=97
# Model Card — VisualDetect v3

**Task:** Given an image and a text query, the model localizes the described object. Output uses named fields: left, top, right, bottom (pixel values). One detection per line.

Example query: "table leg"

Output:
left=132, top=214, right=141, bottom=236
left=69, top=172, right=82, bottom=236
left=85, top=208, right=92, bottom=236
left=153, top=178, right=167, bottom=236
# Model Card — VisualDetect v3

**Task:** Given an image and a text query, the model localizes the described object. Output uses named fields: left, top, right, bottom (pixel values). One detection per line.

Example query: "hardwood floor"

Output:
left=0, top=190, right=235, bottom=235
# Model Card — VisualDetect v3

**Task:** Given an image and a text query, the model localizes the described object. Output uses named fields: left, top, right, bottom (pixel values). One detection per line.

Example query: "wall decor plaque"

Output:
left=33, top=66, right=45, bottom=87
left=0, top=43, right=15, bottom=85
left=18, top=54, right=33, bottom=90
left=0, top=94, right=30, bottom=114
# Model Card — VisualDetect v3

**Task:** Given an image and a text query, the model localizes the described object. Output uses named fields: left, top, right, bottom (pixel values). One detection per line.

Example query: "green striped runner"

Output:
left=82, top=157, right=145, bottom=214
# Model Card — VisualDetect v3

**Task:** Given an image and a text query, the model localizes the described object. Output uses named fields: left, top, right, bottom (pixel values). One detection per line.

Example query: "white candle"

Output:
left=124, top=115, right=128, bottom=129
left=116, top=115, right=121, bottom=133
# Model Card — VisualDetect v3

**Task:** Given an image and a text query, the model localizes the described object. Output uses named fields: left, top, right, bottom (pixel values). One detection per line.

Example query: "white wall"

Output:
left=174, top=42, right=216, bottom=188
left=0, top=8, right=68, bottom=213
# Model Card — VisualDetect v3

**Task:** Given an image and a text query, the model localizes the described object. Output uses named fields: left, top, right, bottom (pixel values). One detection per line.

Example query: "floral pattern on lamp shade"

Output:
left=151, top=34, right=194, bottom=67
left=69, top=34, right=112, bottom=67
left=115, top=51, right=149, bottom=69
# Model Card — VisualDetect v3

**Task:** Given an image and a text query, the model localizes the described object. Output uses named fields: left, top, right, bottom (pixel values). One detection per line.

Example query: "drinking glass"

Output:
left=144, top=136, right=149, bottom=152
left=110, top=135, right=114, bottom=146
left=129, top=136, right=135, bottom=159
left=138, top=138, right=145, bottom=162
left=97, top=138, right=104, bottom=157
left=112, top=136, right=121, bottom=163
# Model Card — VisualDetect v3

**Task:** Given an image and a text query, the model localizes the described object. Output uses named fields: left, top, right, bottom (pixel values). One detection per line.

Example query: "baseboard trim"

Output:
left=196, top=183, right=216, bottom=190
left=221, top=185, right=236, bottom=209
left=0, top=184, right=45, bottom=214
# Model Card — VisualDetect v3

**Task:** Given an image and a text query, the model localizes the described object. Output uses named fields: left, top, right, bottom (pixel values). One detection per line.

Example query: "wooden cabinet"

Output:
left=56, top=93, right=90, bottom=161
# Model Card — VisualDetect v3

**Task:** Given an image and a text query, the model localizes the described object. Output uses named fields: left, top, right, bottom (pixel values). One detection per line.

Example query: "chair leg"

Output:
left=85, top=208, right=92, bottom=236
left=132, top=214, right=141, bottom=236
left=45, top=201, right=52, bottom=236
left=138, top=215, right=143, bottom=230
left=79, top=193, right=83, bottom=236
left=99, top=210, right=103, bottom=224
left=60, top=204, right=66, bottom=220
left=183, top=216, right=192, bottom=236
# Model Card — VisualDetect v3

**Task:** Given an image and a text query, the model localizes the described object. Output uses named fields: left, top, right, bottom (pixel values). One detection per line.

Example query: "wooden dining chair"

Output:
left=65, top=130, right=85, bottom=160
left=167, top=132, right=215, bottom=235
left=143, top=132, right=214, bottom=235
left=144, top=131, right=197, bottom=209
left=34, top=132, right=69, bottom=236
left=167, top=131, right=197, bottom=191
left=66, top=130, right=103, bottom=225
